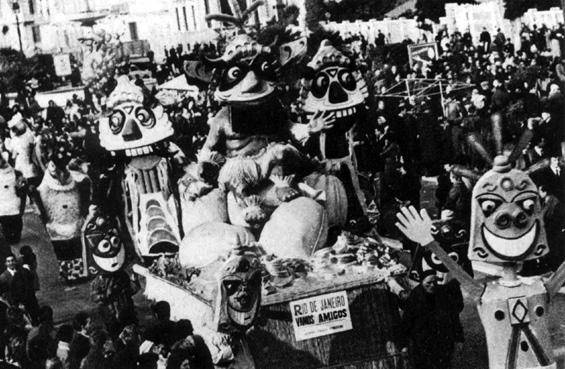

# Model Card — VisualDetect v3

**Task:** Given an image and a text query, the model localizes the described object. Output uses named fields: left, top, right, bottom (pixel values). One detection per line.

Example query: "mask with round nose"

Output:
left=469, top=155, right=547, bottom=263
left=301, top=40, right=369, bottom=118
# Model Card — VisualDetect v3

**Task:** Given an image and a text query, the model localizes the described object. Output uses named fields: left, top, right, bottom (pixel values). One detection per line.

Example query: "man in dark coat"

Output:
left=479, top=27, right=491, bottom=53
left=400, top=271, right=464, bottom=369
left=0, top=255, right=40, bottom=325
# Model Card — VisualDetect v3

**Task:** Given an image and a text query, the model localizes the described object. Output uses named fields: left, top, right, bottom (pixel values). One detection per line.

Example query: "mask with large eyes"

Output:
left=82, top=215, right=126, bottom=274
left=469, top=164, right=548, bottom=263
left=99, top=76, right=173, bottom=155
left=213, top=252, right=262, bottom=333
left=412, top=219, right=472, bottom=285
left=214, top=56, right=277, bottom=104
left=301, top=40, right=368, bottom=118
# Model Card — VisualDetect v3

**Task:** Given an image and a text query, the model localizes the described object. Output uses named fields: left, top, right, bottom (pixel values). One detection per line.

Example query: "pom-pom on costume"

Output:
left=98, top=75, right=182, bottom=259
left=396, top=121, right=565, bottom=369
left=179, top=0, right=348, bottom=261
left=299, top=40, right=370, bottom=224
left=84, top=213, right=138, bottom=320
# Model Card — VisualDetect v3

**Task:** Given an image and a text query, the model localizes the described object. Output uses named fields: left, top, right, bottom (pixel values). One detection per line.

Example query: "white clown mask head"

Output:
left=99, top=76, right=173, bottom=156
left=469, top=156, right=548, bottom=263
left=301, top=39, right=368, bottom=118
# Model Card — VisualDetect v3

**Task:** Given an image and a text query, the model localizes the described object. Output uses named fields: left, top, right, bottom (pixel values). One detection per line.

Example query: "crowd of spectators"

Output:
left=0, top=14, right=561, bottom=369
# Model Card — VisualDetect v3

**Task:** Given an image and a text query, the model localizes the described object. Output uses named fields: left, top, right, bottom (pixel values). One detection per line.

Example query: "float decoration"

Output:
left=98, top=75, right=181, bottom=259
left=299, top=39, right=370, bottom=225
left=178, top=0, right=348, bottom=262
left=396, top=116, right=565, bottom=369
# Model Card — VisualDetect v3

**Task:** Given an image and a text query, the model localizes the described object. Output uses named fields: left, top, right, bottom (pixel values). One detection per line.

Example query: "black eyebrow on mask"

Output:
left=475, top=193, right=505, bottom=201
left=511, top=190, right=539, bottom=202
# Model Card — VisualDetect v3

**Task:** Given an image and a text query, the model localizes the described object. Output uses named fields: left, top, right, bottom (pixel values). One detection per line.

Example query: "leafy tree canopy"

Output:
left=415, top=0, right=476, bottom=23
left=503, top=0, right=561, bottom=20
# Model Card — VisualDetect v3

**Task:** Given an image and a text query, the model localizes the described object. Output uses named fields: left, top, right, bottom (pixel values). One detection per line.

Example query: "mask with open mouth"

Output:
left=99, top=75, right=173, bottom=155
left=83, top=215, right=126, bottom=274
left=300, top=40, right=369, bottom=121
left=213, top=249, right=262, bottom=333
left=469, top=156, right=547, bottom=263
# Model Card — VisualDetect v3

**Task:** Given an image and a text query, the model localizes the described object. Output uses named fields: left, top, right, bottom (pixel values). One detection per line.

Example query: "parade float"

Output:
left=131, top=2, right=413, bottom=368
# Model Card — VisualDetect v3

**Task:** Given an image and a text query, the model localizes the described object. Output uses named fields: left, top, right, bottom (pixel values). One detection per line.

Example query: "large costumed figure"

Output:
left=395, top=123, right=565, bottom=368
left=299, top=39, right=370, bottom=227
left=36, top=142, right=91, bottom=282
left=97, top=75, right=182, bottom=259
left=83, top=211, right=138, bottom=323
left=179, top=0, right=348, bottom=262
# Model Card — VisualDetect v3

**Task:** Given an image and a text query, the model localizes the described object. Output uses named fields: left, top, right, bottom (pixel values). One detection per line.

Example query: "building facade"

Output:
left=0, top=0, right=306, bottom=60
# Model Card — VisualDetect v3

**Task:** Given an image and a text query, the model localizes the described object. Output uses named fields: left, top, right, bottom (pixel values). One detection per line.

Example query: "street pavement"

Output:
left=3, top=181, right=565, bottom=368
left=3, top=210, right=152, bottom=326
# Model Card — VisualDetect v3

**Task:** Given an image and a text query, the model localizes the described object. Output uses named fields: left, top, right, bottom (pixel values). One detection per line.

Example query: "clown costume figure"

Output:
left=85, top=212, right=138, bottom=325
left=6, top=113, right=41, bottom=187
left=37, top=147, right=91, bottom=283
left=396, top=154, right=565, bottom=369
left=0, top=149, right=27, bottom=244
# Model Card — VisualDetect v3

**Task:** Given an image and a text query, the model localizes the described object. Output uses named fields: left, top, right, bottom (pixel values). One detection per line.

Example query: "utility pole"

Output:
left=11, top=0, right=23, bottom=53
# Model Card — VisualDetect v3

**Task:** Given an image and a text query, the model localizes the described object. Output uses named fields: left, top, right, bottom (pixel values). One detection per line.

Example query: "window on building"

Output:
left=129, top=22, right=138, bottom=41
left=175, top=7, right=181, bottom=31
left=191, top=5, right=197, bottom=30
left=28, top=0, right=35, bottom=14
left=182, top=6, right=189, bottom=31
left=31, top=25, right=40, bottom=43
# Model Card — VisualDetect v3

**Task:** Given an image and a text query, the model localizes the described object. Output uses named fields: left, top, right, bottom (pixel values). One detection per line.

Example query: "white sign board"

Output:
left=53, top=54, right=72, bottom=77
left=290, top=290, right=352, bottom=341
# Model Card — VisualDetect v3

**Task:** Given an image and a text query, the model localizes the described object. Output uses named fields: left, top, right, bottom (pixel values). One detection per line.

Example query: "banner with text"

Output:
left=408, top=42, right=438, bottom=70
left=53, top=54, right=72, bottom=77
left=290, top=290, right=352, bottom=341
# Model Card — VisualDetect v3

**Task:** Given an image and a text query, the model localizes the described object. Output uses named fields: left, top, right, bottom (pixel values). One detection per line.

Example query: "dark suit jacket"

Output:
left=0, top=270, right=15, bottom=304
left=533, top=167, right=565, bottom=202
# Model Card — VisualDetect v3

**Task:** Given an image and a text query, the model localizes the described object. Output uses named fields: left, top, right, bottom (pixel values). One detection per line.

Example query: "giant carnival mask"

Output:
left=301, top=40, right=368, bottom=119
left=203, top=0, right=306, bottom=106
left=213, top=248, right=262, bottom=333
left=99, top=75, right=173, bottom=156
left=82, top=214, right=126, bottom=274
left=469, top=155, right=547, bottom=263
left=456, top=116, right=549, bottom=264
left=207, top=34, right=278, bottom=106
